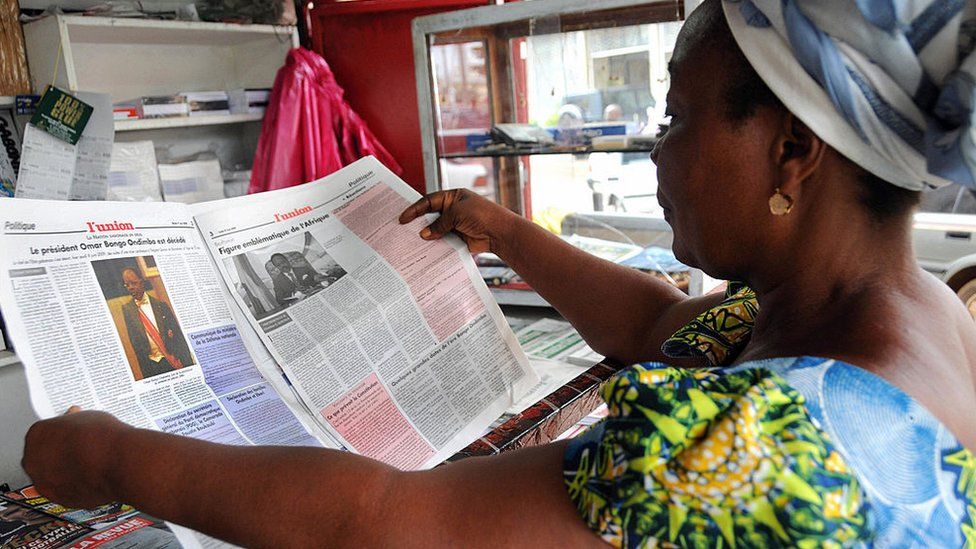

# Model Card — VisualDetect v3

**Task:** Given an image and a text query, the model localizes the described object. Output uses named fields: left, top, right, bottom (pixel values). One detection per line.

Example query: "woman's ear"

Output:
left=773, top=112, right=826, bottom=198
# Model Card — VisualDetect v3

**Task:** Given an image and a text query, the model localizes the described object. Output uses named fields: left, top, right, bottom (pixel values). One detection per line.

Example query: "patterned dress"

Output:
left=564, top=283, right=976, bottom=547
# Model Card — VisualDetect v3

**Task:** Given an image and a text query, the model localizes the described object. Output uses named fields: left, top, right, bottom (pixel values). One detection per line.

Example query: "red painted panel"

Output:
left=311, top=0, right=488, bottom=194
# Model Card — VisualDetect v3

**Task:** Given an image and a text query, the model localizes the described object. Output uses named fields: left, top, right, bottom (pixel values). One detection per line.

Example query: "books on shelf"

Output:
left=478, top=266, right=514, bottom=286
left=112, top=103, right=138, bottom=120
left=136, top=95, right=188, bottom=119
left=228, top=88, right=271, bottom=115
left=116, top=88, right=272, bottom=126
left=181, top=91, right=230, bottom=117
left=108, top=140, right=163, bottom=202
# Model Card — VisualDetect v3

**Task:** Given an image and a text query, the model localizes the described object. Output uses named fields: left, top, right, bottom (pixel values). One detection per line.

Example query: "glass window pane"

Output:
left=522, top=22, right=679, bottom=223
left=430, top=40, right=492, bottom=156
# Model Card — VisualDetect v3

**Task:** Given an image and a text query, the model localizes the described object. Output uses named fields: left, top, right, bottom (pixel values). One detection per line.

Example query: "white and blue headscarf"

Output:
left=723, top=0, right=976, bottom=191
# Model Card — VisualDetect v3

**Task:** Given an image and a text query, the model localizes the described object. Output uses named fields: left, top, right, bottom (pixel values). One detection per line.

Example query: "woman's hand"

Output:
left=399, top=189, right=521, bottom=255
left=22, top=407, right=127, bottom=508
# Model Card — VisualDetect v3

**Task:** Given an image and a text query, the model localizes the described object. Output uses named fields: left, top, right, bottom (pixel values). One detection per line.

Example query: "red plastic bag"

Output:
left=249, top=48, right=402, bottom=194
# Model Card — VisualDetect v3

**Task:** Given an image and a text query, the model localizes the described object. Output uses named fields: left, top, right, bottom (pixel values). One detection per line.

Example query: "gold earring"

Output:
left=769, top=188, right=794, bottom=215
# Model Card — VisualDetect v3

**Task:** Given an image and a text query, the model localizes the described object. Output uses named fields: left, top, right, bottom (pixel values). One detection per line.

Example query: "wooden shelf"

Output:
left=115, top=113, right=263, bottom=132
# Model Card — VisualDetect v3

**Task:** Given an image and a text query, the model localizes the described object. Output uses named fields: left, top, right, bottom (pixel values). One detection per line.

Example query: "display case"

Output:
left=414, top=0, right=709, bottom=301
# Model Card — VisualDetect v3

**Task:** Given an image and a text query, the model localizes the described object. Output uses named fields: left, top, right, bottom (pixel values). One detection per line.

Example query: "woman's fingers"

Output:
left=399, top=192, right=448, bottom=224
left=421, top=211, right=456, bottom=240
left=399, top=189, right=490, bottom=250
left=398, top=197, right=428, bottom=224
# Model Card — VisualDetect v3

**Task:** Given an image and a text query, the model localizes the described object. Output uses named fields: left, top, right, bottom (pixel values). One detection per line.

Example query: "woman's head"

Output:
left=652, top=0, right=920, bottom=280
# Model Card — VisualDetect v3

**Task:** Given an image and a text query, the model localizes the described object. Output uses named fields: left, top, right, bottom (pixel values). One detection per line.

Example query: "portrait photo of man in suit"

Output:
left=120, top=268, right=193, bottom=378
left=92, top=256, right=196, bottom=381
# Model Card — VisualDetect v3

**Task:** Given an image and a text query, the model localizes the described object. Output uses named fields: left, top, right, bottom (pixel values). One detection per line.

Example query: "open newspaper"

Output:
left=0, top=155, right=538, bottom=474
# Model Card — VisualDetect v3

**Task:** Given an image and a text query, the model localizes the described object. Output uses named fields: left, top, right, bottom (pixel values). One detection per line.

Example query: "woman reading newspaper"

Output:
left=22, top=0, right=976, bottom=546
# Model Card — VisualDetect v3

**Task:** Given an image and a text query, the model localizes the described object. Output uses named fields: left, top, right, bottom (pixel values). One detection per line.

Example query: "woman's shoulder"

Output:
left=736, top=357, right=976, bottom=547
left=563, top=358, right=976, bottom=547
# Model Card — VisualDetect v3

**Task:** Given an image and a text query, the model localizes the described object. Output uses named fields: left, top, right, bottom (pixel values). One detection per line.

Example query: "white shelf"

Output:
left=23, top=15, right=297, bottom=102
left=115, top=113, right=264, bottom=132
left=0, top=97, right=13, bottom=107
left=58, top=16, right=297, bottom=47
left=0, top=351, right=20, bottom=369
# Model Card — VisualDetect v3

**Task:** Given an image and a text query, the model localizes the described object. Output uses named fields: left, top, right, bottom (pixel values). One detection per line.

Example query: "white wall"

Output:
left=0, top=361, right=39, bottom=489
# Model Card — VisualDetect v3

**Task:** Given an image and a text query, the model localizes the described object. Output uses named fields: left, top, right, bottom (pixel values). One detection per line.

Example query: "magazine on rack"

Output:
left=1, top=484, right=180, bottom=549
left=0, top=156, right=538, bottom=544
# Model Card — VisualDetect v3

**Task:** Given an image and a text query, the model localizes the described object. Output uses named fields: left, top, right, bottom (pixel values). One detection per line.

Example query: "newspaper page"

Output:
left=0, top=198, right=326, bottom=455
left=192, top=155, right=539, bottom=469
left=189, top=198, right=346, bottom=452
left=14, top=124, right=77, bottom=199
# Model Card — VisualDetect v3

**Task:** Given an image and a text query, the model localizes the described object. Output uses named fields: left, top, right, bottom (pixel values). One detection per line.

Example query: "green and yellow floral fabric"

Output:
left=564, top=365, right=868, bottom=548
left=661, top=281, right=758, bottom=366
left=563, top=282, right=975, bottom=547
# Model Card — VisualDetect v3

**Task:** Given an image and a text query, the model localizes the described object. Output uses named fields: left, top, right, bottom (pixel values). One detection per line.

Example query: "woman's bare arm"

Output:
left=23, top=411, right=608, bottom=548
left=400, top=189, right=725, bottom=364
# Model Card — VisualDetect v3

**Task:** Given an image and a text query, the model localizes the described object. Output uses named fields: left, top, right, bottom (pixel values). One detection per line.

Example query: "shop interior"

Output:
left=0, top=0, right=975, bottom=545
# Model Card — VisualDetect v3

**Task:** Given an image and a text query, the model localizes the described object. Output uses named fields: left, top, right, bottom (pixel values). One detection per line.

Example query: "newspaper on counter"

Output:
left=516, top=317, right=604, bottom=366
left=0, top=156, right=538, bottom=474
left=108, top=141, right=163, bottom=202
left=158, top=158, right=224, bottom=204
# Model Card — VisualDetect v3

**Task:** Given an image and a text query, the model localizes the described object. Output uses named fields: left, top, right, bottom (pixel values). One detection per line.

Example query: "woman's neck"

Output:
left=735, top=213, right=976, bottom=452
left=738, top=213, right=920, bottom=363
